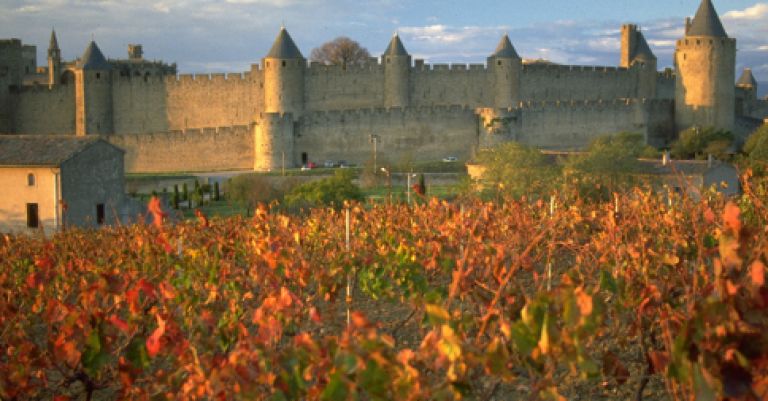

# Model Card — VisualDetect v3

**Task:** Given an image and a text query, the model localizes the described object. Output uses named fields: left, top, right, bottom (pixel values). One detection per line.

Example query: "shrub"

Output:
left=284, top=170, right=363, bottom=210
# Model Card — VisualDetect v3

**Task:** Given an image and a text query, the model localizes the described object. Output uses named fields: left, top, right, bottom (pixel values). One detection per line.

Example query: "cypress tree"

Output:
left=214, top=182, right=220, bottom=201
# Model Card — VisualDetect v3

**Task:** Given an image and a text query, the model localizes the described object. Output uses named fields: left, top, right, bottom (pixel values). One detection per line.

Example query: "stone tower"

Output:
left=487, top=34, right=521, bottom=108
left=0, top=39, right=24, bottom=133
left=620, top=25, right=657, bottom=99
left=47, top=29, right=61, bottom=88
left=383, top=33, right=410, bottom=108
left=75, top=41, right=114, bottom=136
left=674, top=0, right=735, bottom=133
left=255, top=27, right=304, bottom=171
left=262, top=27, right=305, bottom=115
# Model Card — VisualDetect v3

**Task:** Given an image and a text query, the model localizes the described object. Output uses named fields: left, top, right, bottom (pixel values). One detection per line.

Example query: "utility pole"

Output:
left=369, top=134, right=380, bottom=171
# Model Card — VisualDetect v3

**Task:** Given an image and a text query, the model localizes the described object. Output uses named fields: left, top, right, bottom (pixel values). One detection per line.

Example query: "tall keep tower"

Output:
left=488, top=34, right=521, bottom=108
left=75, top=41, right=114, bottom=136
left=47, top=30, right=61, bottom=88
left=383, top=33, right=410, bottom=108
left=620, top=25, right=657, bottom=99
left=674, top=0, right=735, bottom=133
left=262, top=27, right=305, bottom=115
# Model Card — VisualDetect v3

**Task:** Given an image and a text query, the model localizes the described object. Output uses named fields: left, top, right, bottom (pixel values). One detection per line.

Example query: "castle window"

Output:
left=497, top=60, right=502, bottom=66
left=709, top=40, right=713, bottom=45
left=282, top=61, right=286, bottom=67
left=27, top=173, right=35, bottom=186
left=96, top=204, right=105, bottom=225
left=387, top=57, right=390, bottom=64
left=96, top=73, right=101, bottom=79
left=266, top=61, right=270, bottom=67
left=696, top=40, right=700, bottom=45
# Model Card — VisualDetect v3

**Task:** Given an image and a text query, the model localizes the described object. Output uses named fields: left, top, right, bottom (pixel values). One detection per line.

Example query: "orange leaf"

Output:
left=751, top=260, right=765, bottom=287
left=147, top=196, right=167, bottom=228
left=649, top=351, right=669, bottom=374
left=159, top=281, right=177, bottom=299
left=575, top=287, right=593, bottom=317
left=146, top=316, right=166, bottom=358
left=723, top=201, right=741, bottom=234
left=703, top=207, right=716, bottom=224
left=309, top=306, right=322, bottom=323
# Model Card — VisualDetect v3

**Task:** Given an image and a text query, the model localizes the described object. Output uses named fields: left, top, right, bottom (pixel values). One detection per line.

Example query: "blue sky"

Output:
left=1, top=0, right=766, bottom=94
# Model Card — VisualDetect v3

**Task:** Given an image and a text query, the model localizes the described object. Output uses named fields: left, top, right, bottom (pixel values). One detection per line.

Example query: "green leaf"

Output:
left=693, top=364, right=716, bottom=401
left=126, top=336, right=150, bottom=370
left=360, top=360, right=388, bottom=400
left=510, top=321, right=537, bottom=356
left=82, top=326, right=109, bottom=376
left=321, top=372, right=349, bottom=401
left=599, top=270, right=617, bottom=294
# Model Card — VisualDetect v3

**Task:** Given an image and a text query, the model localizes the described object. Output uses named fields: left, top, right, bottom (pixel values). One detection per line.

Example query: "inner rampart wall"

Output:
left=112, top=75, right=169, bottom=134
left=409, top=64, right=491, bottom=107
left=295, top=106, right=479, bottom=166
left=516, top=98, right=674, bottom=149
left=15, top=83, right=75, bottom=134
left=519, top=64, right=638, bottom=101
left=164, top=71, right=262, bottom=130
left=304, top=63, right=385, bottom=111
left=106, top=125, right=253, bottom=173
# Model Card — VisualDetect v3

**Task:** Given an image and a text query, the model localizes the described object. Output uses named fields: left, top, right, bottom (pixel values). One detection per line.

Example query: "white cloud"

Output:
left=723, top=3, right=768, bottom=20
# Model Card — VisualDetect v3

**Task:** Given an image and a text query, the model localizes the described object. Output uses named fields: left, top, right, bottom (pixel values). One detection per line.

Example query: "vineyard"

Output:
left=1, top=182, right=767, bottom=400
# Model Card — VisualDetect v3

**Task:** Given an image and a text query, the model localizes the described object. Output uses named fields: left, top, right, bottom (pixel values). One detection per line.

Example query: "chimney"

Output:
left=662, top=150, right=671, bottom=166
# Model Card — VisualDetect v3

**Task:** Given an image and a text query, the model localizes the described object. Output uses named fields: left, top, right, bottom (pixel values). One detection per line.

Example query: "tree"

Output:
left=671, top=126, right=733, bottom=160
left=475, top=141, right=560, bottom=198
left=284, top=170, right=363, bottom=210
left=310, top=37, right=371, bottom=69
left=564, top=132, right=647, bottom=200
left=742, top=123, right=768, bottom=175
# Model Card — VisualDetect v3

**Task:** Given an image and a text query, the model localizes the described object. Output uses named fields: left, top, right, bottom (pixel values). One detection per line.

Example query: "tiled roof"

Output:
left=0, top=136, right=115, bottom=166
left=384, top=34, right=408, bottom=56
left=687, top=0, right=728, bottom=37
left=492, top=34, right=520, bottom=59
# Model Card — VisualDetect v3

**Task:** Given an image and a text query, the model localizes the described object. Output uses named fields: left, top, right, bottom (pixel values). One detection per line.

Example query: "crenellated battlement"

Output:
left=522, top=64, right=630, bottom=74
left=114, top=124, right=251, bottom=140
left=513, top=97, right=673, bottom=111
left=18, top=82, right=74, bottom=93
left=166, top=72, right=252, bottom=85
left=307, top=62, right=383, bottom=74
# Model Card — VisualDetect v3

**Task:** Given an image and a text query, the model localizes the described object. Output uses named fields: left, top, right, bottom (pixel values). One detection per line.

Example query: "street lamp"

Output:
left=369, top=134, right=380, bottom=170
left=380, top=167, right=391, bottom=203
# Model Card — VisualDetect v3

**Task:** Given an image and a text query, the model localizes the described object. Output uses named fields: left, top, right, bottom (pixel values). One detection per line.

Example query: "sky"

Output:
left=1, top=0, right=766, bottom=96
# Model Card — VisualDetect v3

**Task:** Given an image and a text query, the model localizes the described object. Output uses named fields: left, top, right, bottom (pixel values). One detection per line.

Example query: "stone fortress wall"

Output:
left=1, top=0, right=766, bottom=173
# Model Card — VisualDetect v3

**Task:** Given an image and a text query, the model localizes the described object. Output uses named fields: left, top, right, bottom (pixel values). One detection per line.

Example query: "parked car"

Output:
left=301, top=162, right=317, bottom=171
left=442, top=156, right=458, bottom=162
left=337, top=160, right=349, bottom=168
left=323, top=160, right=336, bottom=168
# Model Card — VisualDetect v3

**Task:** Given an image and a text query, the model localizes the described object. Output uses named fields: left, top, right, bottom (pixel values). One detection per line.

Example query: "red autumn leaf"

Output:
left=602, top=351, right=630, bottom=385
left=54, top=396, right=71, bottom=401
left=146, top=315, right=166, bottom=358
left=137, top=278, right=156, bottom=299
left=147, top=196, right=167, bottom=228
left=309, top=306, right=322, bottom=323
left=703, top=207, right=716, bottom=223
left=195, top=209, right=209, bottom=227
left=649, top=351, right=669, bottom=374
left=155, top=234, right=173, bottom=254
left=108, top=315, right=130, bottom=333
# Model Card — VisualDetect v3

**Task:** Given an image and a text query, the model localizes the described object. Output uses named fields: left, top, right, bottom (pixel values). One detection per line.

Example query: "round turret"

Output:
left=382, top=33, right=410, bottom=108
left=262, top=27, right=305, bottom=116
left=75, top=40, right=113, bottom=135
left=487, top=34, right=521, bottom=108
left=674, top=0, right=735, bottom=133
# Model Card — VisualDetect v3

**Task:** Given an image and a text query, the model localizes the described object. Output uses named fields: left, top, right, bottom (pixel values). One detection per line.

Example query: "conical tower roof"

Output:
left=384, top=33, right=408, bottom=56
left=736, top=68, right=757, bottom=88
left=632, top=31, right=656, bottom=62
left=491, top=34, right=520, bottom=58
left=49, top=29, right=59, bottom=51
left=687, top=0, right=728, bottom=37
left=266, top=27, right=304, bottom=59
left=78, top=41, right=111, bottom=70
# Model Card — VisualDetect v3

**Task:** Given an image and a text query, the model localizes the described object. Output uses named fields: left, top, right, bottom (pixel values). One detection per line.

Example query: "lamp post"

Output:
left=369, top=134, right=380, bottom=171
left=380, top=167, right=391, bottom=203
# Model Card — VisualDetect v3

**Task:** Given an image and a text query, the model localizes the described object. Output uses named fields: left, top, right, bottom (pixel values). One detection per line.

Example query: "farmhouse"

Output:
left=0, top=136, right=126, bottom=234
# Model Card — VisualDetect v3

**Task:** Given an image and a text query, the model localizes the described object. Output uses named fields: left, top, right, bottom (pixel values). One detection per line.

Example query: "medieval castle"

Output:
left=0, top=0, right=766, bottom=173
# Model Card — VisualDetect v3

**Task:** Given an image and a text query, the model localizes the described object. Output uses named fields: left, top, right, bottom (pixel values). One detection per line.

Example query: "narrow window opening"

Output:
left=26, top=203, right=39, bottom=228
left=96, top=204, right=105, bottom=225
left=497, top=60, right=502, bottom=66
left=27, top=173, right=35, bottom=186
left=282, top=61, right=286, bottom=67
left=301, top=152, right=308, bottom=165
left=96, top=72, right=101, bottom=79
